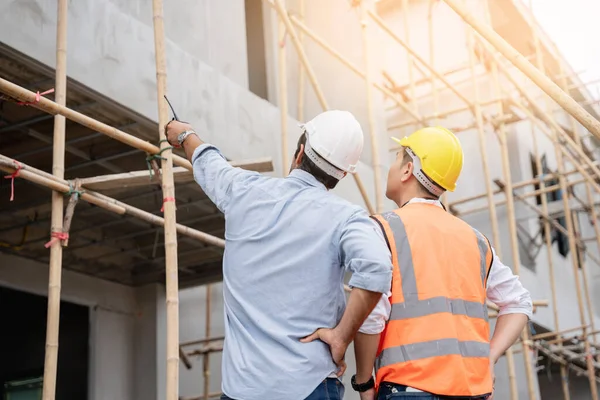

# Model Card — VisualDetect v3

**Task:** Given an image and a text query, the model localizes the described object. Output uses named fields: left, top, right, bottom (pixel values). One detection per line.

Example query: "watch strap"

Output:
left=351, top=374, right=375, bottom=392
left=177, top=130, right=198, bottom=146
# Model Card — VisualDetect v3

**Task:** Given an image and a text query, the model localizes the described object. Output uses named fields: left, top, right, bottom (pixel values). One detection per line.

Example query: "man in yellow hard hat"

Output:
left=349, top=127, right=533, bottom=400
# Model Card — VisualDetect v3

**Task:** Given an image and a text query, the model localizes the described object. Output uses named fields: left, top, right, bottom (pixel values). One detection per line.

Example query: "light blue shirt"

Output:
left=192, top=144, right=392, bottom=400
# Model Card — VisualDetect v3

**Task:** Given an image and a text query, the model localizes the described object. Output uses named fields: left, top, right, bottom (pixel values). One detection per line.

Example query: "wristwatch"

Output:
left=176, top=130, right=198, bottom=146
left=351, top=374, right=375, bottom=392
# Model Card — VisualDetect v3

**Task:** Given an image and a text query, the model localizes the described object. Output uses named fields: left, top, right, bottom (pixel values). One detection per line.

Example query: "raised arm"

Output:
left=165, top=120, right=259, bottom=213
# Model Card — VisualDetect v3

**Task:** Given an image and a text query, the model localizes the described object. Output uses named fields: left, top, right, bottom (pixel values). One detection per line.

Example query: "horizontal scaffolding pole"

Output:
left=0, top=78, right=193, bottom=171
left=0, top=155, right=226, bottom=248
left=79, top=158, right=274, bottom=191
left=494, top=179, right=600, bottom=267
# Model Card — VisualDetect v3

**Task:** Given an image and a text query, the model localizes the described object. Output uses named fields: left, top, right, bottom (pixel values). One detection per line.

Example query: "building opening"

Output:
left=245, top=0, right=269, bottom=100
left=0, top=286, right=89, bottom=400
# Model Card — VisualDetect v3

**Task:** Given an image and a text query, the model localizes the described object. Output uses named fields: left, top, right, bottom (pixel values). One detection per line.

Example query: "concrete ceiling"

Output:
left=0, top=44, right=227, bottom=288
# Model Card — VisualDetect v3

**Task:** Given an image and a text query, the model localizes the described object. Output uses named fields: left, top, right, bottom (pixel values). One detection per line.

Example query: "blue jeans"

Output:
left=377, top=383, right=490, bottom=400
left=221, top=378, right=344, bottom=400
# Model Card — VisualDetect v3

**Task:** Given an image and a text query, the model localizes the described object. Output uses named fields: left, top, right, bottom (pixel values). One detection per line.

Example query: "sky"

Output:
left=530, top=0, right=600, bottom=98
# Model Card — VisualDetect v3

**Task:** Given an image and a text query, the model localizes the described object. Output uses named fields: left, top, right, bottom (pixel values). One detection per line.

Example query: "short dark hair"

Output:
left=294, top=132, right=341, bottom=190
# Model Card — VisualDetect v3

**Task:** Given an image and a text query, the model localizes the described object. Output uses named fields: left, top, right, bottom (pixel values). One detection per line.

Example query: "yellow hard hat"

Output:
left=392, top=126, right=463, bottom=193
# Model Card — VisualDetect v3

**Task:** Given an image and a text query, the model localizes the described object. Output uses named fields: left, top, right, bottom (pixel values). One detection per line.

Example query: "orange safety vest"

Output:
left=371, top=202, right=493, bottom=397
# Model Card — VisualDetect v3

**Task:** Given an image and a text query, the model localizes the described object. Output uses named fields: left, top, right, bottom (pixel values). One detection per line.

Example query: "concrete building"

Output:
left=0, top=0, right=599, bottom=399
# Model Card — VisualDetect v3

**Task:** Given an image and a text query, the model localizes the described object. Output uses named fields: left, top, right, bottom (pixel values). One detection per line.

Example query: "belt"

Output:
left=379, top=382, right=491, bottom=399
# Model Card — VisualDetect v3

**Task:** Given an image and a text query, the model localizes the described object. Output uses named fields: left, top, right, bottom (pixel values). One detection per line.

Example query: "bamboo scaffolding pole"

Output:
left=441, top=0, right=600, bottom=139
left=507, top=98, right=600, bottom=207
left=0, top=157, right=225, bottom=248
left=297, top=0, right=305, bottom=122
left=508, top=87, right=600, bottom=188
left=494, top=180, right=600, bottom=267
left=449, top=164, right=597, bottom=209
left=553, top=128, right=599, bottom=400
left=482, top=5, right=531, bottom=399
left=181, top=336, right=225, bottom=348
left=428, top=0, right=439, bottom=125
left=426, top=1, right=448, bottom=209
left=203, top=284, right=212, bottom=400
left=401, top=0, right=417, bottom=114
left=42, top=1, right=67, bottom=399
left=457, top=178, right=587, bottom=218
left=151, top=2, right=180, bottom=398
left=360, top=1, right=383, bottom=213
left=555, top=51, right=600, bottom=350
left=466, top=28, right=502, bottom=256
left=388, top=97, right=504, bottom=131
left=368, top=10, right=473, bottom=113
left=532, top=325, right=589, bottom=341
left=278, top=16, right=290, bottom=176
left=573, top=213, right=597, bottom=346
left=528, top=14, right=569, bottom=397
left=270, top=0, right=375, bottom=214
left=0, top=78, right=194, bottom=172
left=287, top=13, right=424, bottom=125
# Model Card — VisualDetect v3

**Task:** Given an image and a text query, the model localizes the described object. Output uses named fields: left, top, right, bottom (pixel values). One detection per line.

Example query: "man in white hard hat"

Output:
left=166, top=110, right=392, bottom=400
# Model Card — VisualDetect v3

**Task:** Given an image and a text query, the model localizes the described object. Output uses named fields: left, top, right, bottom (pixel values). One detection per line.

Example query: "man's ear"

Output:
left=400, top=160, right=413, bottom=183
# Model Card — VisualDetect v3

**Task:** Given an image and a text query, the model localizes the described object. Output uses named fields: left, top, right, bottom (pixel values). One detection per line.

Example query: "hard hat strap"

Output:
left=405, top=147, right=445, bottom=197
left=304, top=138, right=346, bottom=180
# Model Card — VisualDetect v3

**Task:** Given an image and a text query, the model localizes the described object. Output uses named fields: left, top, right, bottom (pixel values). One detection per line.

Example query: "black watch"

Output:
left=351, top=374, right=375, bottom=392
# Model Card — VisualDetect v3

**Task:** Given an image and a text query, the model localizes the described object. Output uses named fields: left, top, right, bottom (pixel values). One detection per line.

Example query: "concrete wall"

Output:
left=0, top=253, right=137, bottom=400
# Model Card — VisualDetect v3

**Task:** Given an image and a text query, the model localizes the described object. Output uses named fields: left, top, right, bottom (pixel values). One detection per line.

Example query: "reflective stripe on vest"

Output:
left=375, top=338, right=490, bottom=371
left=372, top=204, right=493, bottom=397
left=381, top=211, right=490, bottom=323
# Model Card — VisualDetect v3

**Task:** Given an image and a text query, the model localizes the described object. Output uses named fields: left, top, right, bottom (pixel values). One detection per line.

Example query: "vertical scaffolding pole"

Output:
left=553, top=114, right=599, bottom=400
left=151, top=1, right=180, bottom=399
left=527, top=5, right=570, bottom=398
left=467, top=26, right=522, bottom=398
left=427, top=0, right=448, bottom=208
left=481, top=3, right=536, bottom=400
left=401, top=0, right=417, bottom=116
left=554, top=52, right=600, bottom=352
left=203, top=284, right=212, bottom=400
left=522, top=7, right=597, bottom=397
left=427, top=0, right=439, bottom=125
left=42, top=1, right=68, bottom=399
left=271, top=0, right=375, bottom=214
left=466, top=29, right=502, bottom=256
left=278, top=16, right=290, bottom=175
left=297, top=0, right=305, bottom=122
left=478, top=4, right=519, bottom=400
left=360, top=0, right=384, bottom=213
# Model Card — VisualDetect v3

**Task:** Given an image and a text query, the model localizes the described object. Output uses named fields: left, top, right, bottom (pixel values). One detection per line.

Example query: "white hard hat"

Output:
left=299, top=110, right=364, bottom=180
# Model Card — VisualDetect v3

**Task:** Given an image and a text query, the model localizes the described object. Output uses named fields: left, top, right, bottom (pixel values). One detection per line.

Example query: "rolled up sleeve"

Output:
left=191, top=144, right=258, bottom=214
left=340, top=210, right=393, bottom=294
left=358, top=292, right=391, bottom=334
left=486, top=247, right=533, bottom=319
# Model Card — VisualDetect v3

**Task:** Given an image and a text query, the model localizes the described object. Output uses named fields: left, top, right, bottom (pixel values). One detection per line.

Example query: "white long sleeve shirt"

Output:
left=359, top=198, right=533, bottom=335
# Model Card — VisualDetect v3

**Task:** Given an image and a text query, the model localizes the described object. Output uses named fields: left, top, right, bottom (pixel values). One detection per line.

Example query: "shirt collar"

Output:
left=287, top=169, right=327, bottom=190
left=405, top=197, right=443, bottom=208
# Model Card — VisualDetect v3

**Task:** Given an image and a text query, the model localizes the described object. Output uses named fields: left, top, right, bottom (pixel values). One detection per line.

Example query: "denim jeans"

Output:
left=221, top=377, right=344, bottom=400
left=377, top=383, right=490, bottom=400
